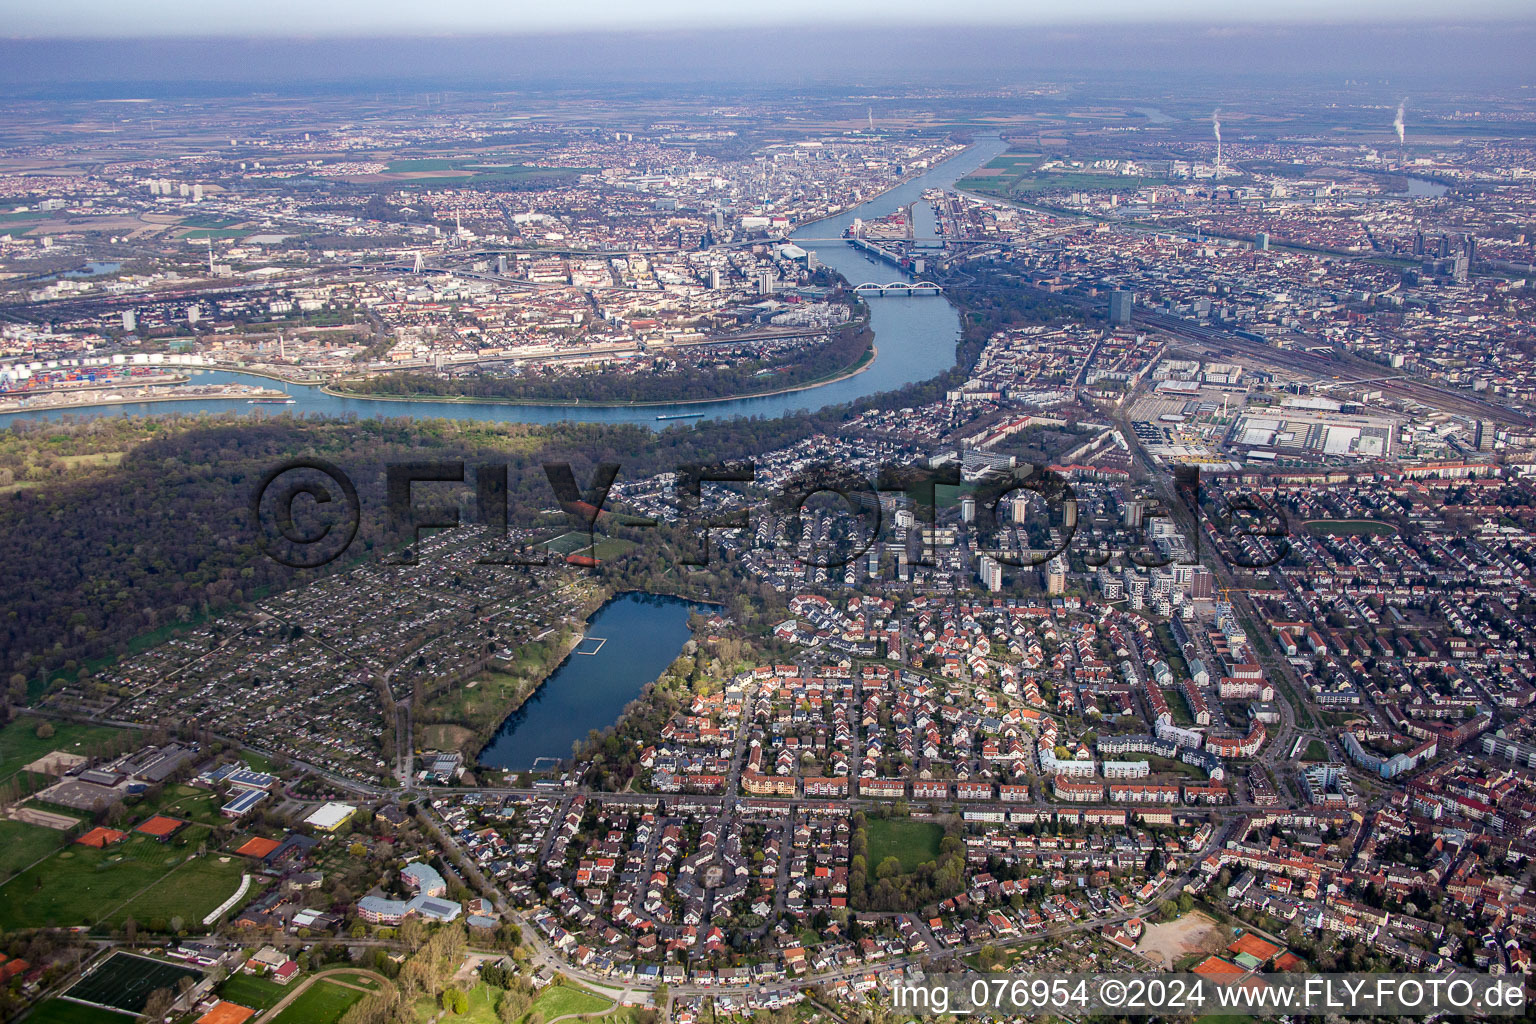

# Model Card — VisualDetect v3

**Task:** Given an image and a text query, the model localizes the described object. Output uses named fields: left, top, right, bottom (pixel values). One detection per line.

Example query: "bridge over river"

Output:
left=851, top=281, right=943, bottom=296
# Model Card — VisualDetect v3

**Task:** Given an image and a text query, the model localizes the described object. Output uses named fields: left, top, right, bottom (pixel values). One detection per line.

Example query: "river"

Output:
left=0, top=137, right=1007, bottom=431
left=478, top=592, right=714, bottom=771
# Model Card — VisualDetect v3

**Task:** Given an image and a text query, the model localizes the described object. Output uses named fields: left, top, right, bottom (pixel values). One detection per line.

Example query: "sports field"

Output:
left=18, top=1000, right=132, bottom=1024
left=0, top=827, right=246, bottom=930
left=104, top=853, right=247, bottom=927
left=215, top=972, right=290, bottom=1010
left=64, top=952, right=202, bottom=1014
left=543, top=531, right=594, bottom=555
left=1302, top=519, right=1397, bottom=537
left=268, top=979, right=367, bottom=1024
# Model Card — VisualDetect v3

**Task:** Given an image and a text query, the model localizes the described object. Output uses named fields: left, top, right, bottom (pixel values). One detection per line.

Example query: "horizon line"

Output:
left=6, top=13, right=1536, bottom=42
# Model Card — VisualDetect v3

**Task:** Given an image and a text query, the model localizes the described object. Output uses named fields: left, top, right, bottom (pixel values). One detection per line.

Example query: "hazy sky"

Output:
left=6, top=0, right=1535, bottom=37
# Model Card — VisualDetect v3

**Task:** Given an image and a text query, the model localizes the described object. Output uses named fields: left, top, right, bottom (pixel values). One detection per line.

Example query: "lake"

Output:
left=478, top=592, right=714, bottom=771
left=62, top=261, right=122, bottom=278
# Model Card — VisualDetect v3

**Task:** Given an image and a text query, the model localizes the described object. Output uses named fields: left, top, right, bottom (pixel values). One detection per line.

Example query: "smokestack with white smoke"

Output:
left=1212, top=109, right=1222, bottom=180
left=1394, top=99, right=1406, bottom=146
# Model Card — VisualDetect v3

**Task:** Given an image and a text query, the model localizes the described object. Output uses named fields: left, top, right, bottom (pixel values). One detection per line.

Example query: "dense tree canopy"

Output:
left=342, top=322, right=872, bottom=406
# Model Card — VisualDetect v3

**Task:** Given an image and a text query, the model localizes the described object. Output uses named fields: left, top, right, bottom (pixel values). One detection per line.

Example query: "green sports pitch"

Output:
left=64, top=952, right=202, bottom=1014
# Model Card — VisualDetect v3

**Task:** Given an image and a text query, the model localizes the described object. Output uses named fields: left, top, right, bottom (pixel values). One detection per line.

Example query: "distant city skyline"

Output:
left=6, top=0, right=1535, bottom=37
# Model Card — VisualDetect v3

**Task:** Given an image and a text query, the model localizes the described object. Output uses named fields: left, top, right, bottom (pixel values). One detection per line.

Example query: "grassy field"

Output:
left=526, top=984, right=614, bottom=1020
left=0, top=827, right=245, bottom=931
left=1145, top=754, right=1207, bottom=780
left=541, top=532, right=635, bottom=562
left=65, top=952, right=201, bottom=1014
left=235, top=751, right=276, bottom=773
left=268, top=980, right=368, bottom=1024
left=387, top=158, right=464, bottom=171
left=413, top=985, right=625, bottom=1024
left=1301, top=740, right=1331, bottom=762
left=216, top=972, right=291, bottom=1010
left=180, top=228, right=249, bottom=240
left=103, top=852, right=247, bottom=927
left=571, top=537, right=637, bottom=561
left=1303, top=519, right=1397, bottom=536
left=0, top=818, right=65, bottom=878
left=419, top=667, right=531, bottom=750
left=544, top=531, right=595, bottom=555
left=17, top=1000, right=133, bottom=1023
left=0, top=716, right=125, bottom=785
left=178, top=215, right=242, bottom=229
left=414, top=982, right=500, bottom=1024
left=141, top=783, right=227, bottom=827
left=865, top=817, right=944, bottom=872
left=955, top=152, right=1041, bottom=191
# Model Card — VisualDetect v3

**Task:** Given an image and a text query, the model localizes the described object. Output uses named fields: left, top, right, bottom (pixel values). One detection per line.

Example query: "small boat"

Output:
left=656, top=412, right=704, bottom=421
left=249, top=397, right=296, bottom=405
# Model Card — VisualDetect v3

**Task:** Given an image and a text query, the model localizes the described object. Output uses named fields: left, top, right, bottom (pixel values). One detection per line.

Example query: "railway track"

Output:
left=1134, top=309, right=1536, bottom=428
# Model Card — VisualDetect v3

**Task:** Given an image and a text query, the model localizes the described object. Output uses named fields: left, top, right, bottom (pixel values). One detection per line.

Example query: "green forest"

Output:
left=0, top=411, right=837, bottom=688
left=339, top=321, right=872, bottom=406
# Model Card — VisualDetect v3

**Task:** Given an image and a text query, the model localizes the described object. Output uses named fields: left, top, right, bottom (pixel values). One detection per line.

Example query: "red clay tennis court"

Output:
left=1227, top=931, right=1284, bottom=963
left=134, top=815, right=186, bottom=839
left=1192, top=955, right=1247, bottom=978
left=76, top=826, right=127, bottom=848
left=197, top=1000, right=257, bottom=1024
left=234, top=836, right=281, bottom=858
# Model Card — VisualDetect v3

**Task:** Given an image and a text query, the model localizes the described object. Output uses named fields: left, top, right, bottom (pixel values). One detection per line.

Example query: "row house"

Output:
left=1054, top=778, right=1106, bottom=803
left=1110, top=783, right=1181, bottom=804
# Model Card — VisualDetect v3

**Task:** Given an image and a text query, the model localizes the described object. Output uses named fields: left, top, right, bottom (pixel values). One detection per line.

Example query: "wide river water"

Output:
left=0, top=137, right=1009, bottom=430
left=478, top=592, right=714, bottom=771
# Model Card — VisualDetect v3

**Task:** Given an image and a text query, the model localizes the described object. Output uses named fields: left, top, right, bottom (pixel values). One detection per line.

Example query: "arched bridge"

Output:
left=851, top=281, right=944, bottom=296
